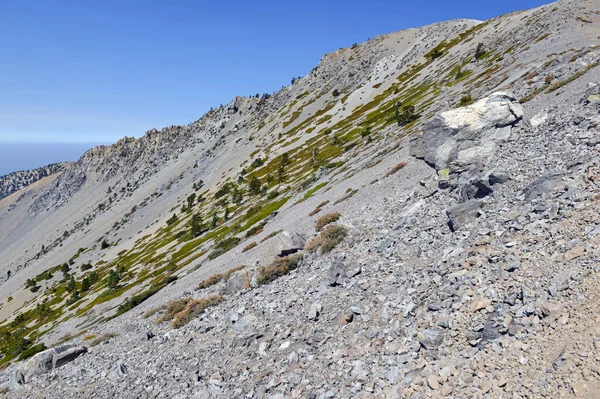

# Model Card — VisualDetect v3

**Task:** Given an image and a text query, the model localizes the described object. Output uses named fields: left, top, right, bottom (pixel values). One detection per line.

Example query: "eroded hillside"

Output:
left=1, top=0, right=600, bottom=397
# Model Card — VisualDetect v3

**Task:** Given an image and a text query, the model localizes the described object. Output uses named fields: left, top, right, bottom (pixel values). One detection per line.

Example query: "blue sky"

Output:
left=1, top=0, right=551, bottom=144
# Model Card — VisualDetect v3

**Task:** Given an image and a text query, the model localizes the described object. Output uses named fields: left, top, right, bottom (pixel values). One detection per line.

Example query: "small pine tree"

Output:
left=211, top=213, right=219, bottom=229
left=277, top=163, right=286, bottom=185
left=105, top=269, right=120, bottom=291
left=474, top=42, right=487, bottom=59
left=189, top=213, right=203, bottom=237
left=166, top=214, right=178, bottom=226
left=186, top=193, right=196, bottom=210
left=66, top=276, right=76, bottom=292
left=81, top=277, right=91, bottom=292
left=249, top=176, right=262, bottom=195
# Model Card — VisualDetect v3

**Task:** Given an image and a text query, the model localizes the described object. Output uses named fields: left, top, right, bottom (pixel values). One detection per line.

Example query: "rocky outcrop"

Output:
left=411, top=92, right=524, bottom=228
left=410, top=92, right=523, bottom=171
left=273, top=231, right=306, bottom=257
left=0, top=163, right=67, bottom=200
left=10, top=344, right=87, bottom=388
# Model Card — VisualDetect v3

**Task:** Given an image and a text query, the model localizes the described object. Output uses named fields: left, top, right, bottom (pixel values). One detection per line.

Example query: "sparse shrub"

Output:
left=260, top=230, right=282, bottom=243
left=156, top=298, right=189, bottom=325
left=305, top=225, right=348, bottom=253
left=6, top=337, right=32, bottom=358
left=170, top=295, right=224, bottom=329
left=458, top=94, right=473, bottom=107
left=166, top=214, right=178, bottom=226
left=35, top=270, right=53, bottom=282
left=66, top=290, right=81, bottom=305
left=242, top=242, right=258, bottom=253
left=117, top=276, right=177, bottom=315
left=315, top=212, right=341, bottom=231
left=197, top=265, right=245, bottom=290
left=208, top=237, right=241, bottom=260
left=309, top=200, right=330, bottom=216
left=332, top=89, right=340, bottom=97
left=455, top=67, right=471, bottom=80
left=393, top=105, right=421, bottom=126
left=100, top=240, right=110, bottom=250
left=18, top=343, right=47, bottom=361
left=333, top=188, right=358, bottom=205
left=89, top=332, right=119, bottom=347
left=430, top=48, right=444, bottom=60
left=257, top=254, right=303, bottom=286
left=245, top=222, right=266, bottom=238
left=81, top=263, right=92, bottom=271
left=60, top=263, right=70, bottom=276
left=384, top=162, right=407, bottom=178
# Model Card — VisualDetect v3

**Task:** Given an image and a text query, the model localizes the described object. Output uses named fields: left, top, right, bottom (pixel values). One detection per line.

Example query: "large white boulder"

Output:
left=411, top=92, right=523, bottom=170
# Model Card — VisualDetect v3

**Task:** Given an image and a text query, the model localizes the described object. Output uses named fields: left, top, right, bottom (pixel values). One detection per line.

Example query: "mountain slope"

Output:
left=1, top=0, right=600, bottom=396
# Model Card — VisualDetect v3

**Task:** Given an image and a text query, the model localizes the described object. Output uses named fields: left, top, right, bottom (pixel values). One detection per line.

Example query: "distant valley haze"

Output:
left=0, top=142, right=106, bottom=176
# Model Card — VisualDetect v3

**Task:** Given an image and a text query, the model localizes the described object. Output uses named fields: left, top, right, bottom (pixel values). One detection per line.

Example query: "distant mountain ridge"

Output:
left=0, top=163, right=68, bottom=200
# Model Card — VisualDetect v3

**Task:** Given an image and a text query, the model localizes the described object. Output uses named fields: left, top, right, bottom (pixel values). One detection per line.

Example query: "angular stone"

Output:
left=446, top=200, right=483, bottom=232
left=523, top=173, right=563, bottom=201
left=308, top=302, right=322, bottom=320
left=471, top=297, right=492, bottom=312
left=428, top=374, right=440, bottom=390
left=565, top=246, right=585, bottom=261
left=488, top=170, right=510, bottom=185
left=419, top=329, right=445, bottom=349
left=538, top=301, right=562, bottom=317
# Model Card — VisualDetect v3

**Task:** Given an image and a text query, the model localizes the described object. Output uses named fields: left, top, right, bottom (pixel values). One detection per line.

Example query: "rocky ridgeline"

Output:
left=0, top=163, right=67, bottom=200
left=28, top=96, right=254, bottom=215
left=5, top=70, right=600, bottom=397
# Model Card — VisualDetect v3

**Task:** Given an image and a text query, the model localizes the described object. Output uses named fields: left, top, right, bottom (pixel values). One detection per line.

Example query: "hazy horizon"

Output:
left=0, top=142, right=108, bottom=176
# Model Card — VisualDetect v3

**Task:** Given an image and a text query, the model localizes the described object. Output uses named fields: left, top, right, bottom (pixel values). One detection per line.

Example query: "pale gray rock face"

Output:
left=410, top=92, right=523, bottom=171
left=272, top=231, right=306, bottom=257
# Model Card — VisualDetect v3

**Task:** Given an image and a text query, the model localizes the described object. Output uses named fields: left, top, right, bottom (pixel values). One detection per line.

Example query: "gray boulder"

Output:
left=523, top=173, right=563, bottom=201
left=446, top=199, right=483, bottom=232
left=273, top=231, right=306, bottom=257
left=220, top=267, right=252, bottom=295
left=419, top=329, right=445, bottom=350
left=12, top=344, right=87, bottom=386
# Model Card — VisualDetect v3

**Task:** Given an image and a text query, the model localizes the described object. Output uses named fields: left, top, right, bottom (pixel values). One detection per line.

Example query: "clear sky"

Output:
left=1, top=0, right=551, bottom=144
